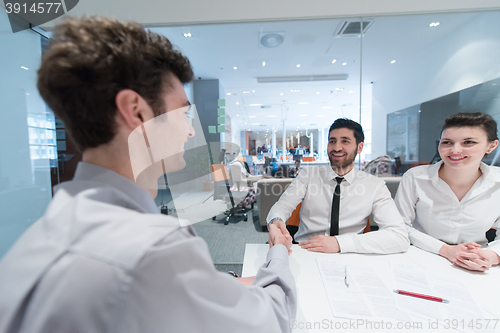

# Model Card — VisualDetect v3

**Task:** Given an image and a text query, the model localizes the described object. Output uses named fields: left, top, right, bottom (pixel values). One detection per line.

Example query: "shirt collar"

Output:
left=424, top=160, right=443, bottom=187
left=57, top=162, right=159, bottom=214
left=414, top=160, right=500, bottom=187
left=478, top=162, right=500, bottom=186
left=479, top=162, right=500, bottom=182
left=327, top=165, right=356, bottom=185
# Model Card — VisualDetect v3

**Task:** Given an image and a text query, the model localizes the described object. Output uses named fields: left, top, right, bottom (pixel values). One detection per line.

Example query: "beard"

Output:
left=329, top=147, right=357, bottom=172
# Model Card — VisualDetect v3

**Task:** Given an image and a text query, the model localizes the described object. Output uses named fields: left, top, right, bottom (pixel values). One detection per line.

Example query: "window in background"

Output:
left=387, top=76, right=500, bottom=167
left=369, top=11, right=500, bottom=170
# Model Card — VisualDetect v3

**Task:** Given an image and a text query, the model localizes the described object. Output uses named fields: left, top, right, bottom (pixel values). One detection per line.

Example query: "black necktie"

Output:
left=330, top=177, right=344, bottom=236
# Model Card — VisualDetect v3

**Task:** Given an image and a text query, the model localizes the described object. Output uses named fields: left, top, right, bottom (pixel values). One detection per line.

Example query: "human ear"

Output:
left=115, top=89, right=152, bottom=130
left=487, top=139, right=499, bottom=154
left=357, top=141, right=364, bottom=154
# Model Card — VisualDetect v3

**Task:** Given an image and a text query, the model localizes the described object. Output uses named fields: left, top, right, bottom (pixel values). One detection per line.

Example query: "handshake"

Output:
left=268, top=219, right=293, bottom=255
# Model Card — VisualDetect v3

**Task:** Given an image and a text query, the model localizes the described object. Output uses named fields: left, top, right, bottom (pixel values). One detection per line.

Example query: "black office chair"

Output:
left=486, top=229, right=497, bottom=243
left=394, top=156, right=402, bottom=175
left=264, top=157, right=271, bottom=175
left=211, top=164, right=248, bottom=225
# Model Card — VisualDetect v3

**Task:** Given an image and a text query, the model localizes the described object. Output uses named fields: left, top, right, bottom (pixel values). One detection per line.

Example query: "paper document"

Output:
left=316, top=259, right=412, bottom=323
left=391, top=262, right=496, bottom=333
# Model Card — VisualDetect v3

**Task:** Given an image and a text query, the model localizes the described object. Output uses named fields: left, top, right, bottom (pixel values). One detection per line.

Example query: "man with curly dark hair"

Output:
left=0, top=16, right=295, bottom=333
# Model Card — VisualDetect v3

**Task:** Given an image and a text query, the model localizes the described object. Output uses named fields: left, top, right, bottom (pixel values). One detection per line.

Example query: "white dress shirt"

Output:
left=267, top=166, right=409, bottom=254
left=395, top=161, right=500, bottom=256
left=0, top=162, right=296, bottom=333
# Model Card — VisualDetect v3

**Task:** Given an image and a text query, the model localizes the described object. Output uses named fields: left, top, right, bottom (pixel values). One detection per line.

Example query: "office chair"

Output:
left=486, top=228, right=496, bottom=243
left=394, top=156, right=402, bottom=175
left=211, top=164, right=248, bottom=225
left=264, top=157, right=271, bottom=175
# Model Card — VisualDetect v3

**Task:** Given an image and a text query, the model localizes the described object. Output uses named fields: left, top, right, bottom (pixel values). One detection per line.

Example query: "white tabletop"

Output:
left=243, top=245, right=500, bottom=332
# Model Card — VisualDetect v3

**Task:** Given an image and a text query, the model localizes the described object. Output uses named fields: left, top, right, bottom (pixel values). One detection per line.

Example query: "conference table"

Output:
left=242, top=245, right=500, bottom=332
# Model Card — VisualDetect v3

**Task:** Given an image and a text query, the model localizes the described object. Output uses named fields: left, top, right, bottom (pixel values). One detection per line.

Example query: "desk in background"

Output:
left=243, top=245, right=500, bottom=332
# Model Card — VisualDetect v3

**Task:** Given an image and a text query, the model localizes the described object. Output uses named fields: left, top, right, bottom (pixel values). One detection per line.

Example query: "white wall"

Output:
left=228, top=115, right=242, bottom=152
left=40, top=0, right=500, bottom=28
left=371, top=12, right=500, bottom=158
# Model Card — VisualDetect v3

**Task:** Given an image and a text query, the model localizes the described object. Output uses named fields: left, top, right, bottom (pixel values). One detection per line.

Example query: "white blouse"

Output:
left=395, top=161, right=500, bottom=256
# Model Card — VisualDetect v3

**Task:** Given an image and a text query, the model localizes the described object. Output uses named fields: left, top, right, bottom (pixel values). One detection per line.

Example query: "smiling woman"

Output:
left=395, top=112, right=500, bottom=272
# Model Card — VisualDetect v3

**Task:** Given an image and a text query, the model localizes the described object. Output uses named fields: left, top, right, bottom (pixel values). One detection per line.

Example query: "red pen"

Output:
left=394, top=290, right=449, bottom=303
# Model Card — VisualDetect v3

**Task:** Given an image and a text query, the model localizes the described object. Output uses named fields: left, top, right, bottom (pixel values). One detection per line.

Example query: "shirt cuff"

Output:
left=267, top=244, right=289, bottom=262
left=335, top=234, right=356, bottom=253
left=267, top=217, right=283, bottom=226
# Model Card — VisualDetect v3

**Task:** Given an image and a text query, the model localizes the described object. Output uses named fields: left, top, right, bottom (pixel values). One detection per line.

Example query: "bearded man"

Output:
left=267, top=118, right=409, bottom=254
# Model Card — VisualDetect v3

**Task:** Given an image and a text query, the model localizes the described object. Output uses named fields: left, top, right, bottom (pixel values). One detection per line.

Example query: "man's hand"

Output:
left=268, top=219, right=291, bottom=245
left=268, top=222, right=293, bottom=255
left=299, top=235, right=340, bottom=253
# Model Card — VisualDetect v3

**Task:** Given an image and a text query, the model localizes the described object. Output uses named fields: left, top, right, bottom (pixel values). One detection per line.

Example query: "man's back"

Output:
left=0, top=163, right=296, bottom=333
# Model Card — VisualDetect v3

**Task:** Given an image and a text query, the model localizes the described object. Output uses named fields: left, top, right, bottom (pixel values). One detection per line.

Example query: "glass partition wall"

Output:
left=368, top=11, right=500, bottom=170
left=153, top=10, right=500, bottom=169
left=0, top=10, right=54, bottom=257
left=2, top=10, right=500, bottom=256
left=150, top=17, right=364, bottom=163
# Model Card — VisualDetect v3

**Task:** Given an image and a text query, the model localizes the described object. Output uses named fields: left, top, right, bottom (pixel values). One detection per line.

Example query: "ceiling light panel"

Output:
left=257, top=74, right=348, bottom=83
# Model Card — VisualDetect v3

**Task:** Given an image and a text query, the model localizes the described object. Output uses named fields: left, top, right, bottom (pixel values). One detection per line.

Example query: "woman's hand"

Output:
left=439, top=242, right=480, bottom=261
left=476, top=249, right=500, bottom=266
left=460, top=248, right=500, bottom=268
left=454, top=251, right=491, bottom=272
left=439, top=242, right=496, bottom=272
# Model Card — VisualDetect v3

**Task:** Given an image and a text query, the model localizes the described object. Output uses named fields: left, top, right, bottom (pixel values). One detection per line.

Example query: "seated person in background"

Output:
left=267, top=118, right=409, bottom=254
left=395, top=112, right=500, bottom=272
left=230, top=159, right=265, bottom=187
left=0, top=17, right=296, bottom=333
left=290, top=159, right=302, bottom=178
left=270, top=158, right=280, bottom=177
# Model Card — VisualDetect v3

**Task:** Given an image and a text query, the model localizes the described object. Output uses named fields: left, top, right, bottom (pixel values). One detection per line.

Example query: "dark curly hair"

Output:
left=37, top=16, right=193, bottom=151
left=442, top=112, right=498, bottom=142
left=328, top=118, right=365, bottom=144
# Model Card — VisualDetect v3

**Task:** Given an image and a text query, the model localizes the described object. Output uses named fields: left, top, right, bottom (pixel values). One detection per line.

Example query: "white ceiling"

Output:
left=151, top=11, right=478, bottom=133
